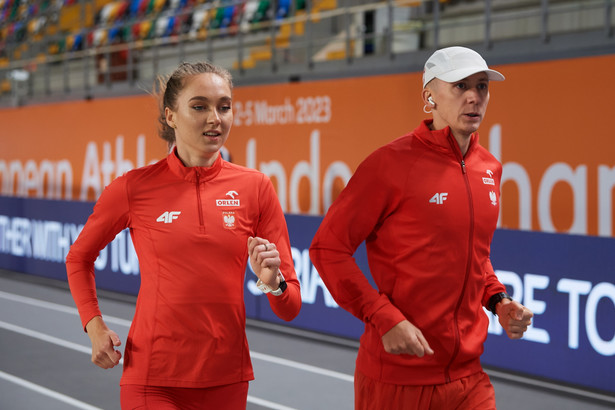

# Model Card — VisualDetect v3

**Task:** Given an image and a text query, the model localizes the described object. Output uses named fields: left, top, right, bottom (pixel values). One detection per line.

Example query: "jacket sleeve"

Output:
left=481, top=162, right=507, bottom=308
left=256, top=174, right=301, bottom=321
left=309, top=149, right=407, bottom=337
left=481, top=259, right=508, bottom=309
left=65, top=176, right=131, bottom=330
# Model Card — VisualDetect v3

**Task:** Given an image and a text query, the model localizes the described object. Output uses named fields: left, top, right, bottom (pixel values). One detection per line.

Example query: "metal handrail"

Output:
left=0, top=0, right=612, bottom=106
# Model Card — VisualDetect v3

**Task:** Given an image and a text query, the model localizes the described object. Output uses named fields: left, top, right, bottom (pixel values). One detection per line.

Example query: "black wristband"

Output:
left=488, top=292, right=512, bottom=315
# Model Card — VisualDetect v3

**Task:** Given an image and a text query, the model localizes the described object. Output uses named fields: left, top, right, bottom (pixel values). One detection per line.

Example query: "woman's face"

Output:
left=165, top=73, right=233, bottom=167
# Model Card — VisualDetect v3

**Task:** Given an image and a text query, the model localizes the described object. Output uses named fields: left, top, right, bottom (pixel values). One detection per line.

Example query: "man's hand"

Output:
left=382, top=320, right=434, bottom=357
left=85, top=316, right=122, bottom=369
left=496, top=299, right=533, bottom=339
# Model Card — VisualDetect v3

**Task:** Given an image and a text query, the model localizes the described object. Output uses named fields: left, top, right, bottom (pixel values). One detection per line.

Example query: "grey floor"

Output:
left=0, top=269, right=613, bottom=410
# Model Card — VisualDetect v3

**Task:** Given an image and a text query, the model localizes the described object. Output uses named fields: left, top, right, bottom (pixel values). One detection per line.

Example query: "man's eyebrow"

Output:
left=454, top=76, right=489, bottom=83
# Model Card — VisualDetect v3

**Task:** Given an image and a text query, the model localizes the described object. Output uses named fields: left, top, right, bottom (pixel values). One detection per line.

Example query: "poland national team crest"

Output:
left=489, top=191, right=498, bottom=206
left=222, top=211, right=236, bottom=229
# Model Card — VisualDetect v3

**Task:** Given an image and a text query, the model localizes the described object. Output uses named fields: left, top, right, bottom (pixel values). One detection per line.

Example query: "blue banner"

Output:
left=484, top=229, right=615, bottom=393
left=0, top=196, right=141, bottom=294
left=1, top=196, right=613, bottom=395
left=244, top=212, right=367, bottom=340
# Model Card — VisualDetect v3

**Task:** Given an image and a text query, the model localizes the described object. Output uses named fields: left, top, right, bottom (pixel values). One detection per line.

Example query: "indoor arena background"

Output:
left=1, top=0, right=614, bottom=408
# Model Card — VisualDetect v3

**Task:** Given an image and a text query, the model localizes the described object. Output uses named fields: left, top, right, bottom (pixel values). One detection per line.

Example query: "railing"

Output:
left=0, top=0, right=612, bottom=107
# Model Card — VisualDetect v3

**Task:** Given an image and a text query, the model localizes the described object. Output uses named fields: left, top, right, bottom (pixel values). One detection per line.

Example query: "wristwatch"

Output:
left=256, top=272, right=287, bottom=296
left=488, top=292, right=512, bottom=315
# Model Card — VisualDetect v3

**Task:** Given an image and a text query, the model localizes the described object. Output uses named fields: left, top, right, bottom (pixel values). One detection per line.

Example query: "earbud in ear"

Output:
left=428, top=96, right=435, bottom=105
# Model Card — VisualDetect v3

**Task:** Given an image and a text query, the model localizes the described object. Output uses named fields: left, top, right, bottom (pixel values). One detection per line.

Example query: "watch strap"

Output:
left=488, top=292, right=512, bottom=315
left=270, top=280, right=287, bottom=296
left=256, top=272, right=286, bottom=296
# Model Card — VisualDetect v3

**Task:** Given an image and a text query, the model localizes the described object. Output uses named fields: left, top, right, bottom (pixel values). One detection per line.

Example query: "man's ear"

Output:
left=422, top=88, right=435, bottom=107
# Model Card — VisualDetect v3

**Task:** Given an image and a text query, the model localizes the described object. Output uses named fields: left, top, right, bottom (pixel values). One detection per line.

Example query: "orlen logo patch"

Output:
left=216, top=199, right=240, bottom=207
left=217, top=190, right=240, bottom=207
left=483, top=169, right=495, bottom=185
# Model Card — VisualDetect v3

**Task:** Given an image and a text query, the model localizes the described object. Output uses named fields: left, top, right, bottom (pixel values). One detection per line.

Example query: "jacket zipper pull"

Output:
left=461, top=160, right=467, bottom=174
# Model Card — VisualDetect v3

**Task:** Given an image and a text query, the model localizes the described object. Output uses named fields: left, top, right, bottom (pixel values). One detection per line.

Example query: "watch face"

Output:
left=256, top=279, right=272, bottom=293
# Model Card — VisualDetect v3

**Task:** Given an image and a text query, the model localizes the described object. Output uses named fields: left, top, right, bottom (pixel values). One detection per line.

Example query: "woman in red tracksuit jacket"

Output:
left=309, top=47, right=533, bottom=409
left=66, top=62, right=301, bottom=409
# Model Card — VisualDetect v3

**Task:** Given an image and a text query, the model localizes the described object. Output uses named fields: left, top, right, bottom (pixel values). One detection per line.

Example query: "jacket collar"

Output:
left=166, top=147, right=223, bottom=183
left=414, top=119, right=479, bottom=158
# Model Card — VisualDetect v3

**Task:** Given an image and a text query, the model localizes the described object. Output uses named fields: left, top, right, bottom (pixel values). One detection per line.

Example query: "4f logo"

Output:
left=429, top=193, right=448, bottom=205
left=157, top=211, right=181, bottom=223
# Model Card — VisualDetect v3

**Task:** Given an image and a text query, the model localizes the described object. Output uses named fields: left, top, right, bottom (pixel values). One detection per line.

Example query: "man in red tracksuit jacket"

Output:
left=310, top=47, right=533, bottom=409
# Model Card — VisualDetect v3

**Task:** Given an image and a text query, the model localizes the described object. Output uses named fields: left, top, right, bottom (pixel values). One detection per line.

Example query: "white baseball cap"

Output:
left=422, top=46, right=505, bottom=88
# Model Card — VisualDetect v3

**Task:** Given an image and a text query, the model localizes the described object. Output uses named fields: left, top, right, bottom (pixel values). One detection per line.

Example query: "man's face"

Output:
left=429, top=72, right=490, bottom=139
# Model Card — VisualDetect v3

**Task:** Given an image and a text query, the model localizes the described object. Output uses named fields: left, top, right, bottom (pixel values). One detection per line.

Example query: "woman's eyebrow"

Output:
left=188, top=96, right=232, bottom=102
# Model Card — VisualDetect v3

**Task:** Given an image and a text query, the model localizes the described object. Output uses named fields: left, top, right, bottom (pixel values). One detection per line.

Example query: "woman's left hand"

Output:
left=248, top=236, right=281, bottom=289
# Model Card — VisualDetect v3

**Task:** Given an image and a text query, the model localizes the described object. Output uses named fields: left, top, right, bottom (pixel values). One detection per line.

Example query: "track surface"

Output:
left=0, top=270, right=613, bottom=410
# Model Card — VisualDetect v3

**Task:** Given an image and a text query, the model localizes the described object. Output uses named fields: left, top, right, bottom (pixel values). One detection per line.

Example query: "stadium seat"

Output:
left=128, top=0, right=142, bottom=17
left=251, top=0, right=271, bottom=24
left=209, top=6, right=225, bottom=30
left=240, top=0, right=260, bottom=33
left=222, top=5, right=236, bottom=29
left=153, top=0, right=166, bottom=13
left=155, top=15, right=171, bottom=37
left=138, top=20, right=153, bottom=39
left=277, top=0, right=291, bottom=19
left=188, top=9, right=208, bottom=39
left=0, top=78, right=11, bottom=94
left=66, top=33, right=83, bottom=51
left=92, top=27, right=108, bottom=46
left=314, top=0, right=336, bottom=11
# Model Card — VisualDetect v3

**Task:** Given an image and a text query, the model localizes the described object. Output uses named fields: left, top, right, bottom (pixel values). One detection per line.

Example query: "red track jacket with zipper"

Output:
left=310, top=119, right=506, bottom=385
left=66, top=149, right=301, bottom=388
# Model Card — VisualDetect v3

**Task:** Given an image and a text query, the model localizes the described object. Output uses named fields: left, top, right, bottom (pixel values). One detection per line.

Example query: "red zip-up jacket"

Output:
left=310, top=119, right=506, bottom=385
left=66, top=149, right=301, bottom=388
